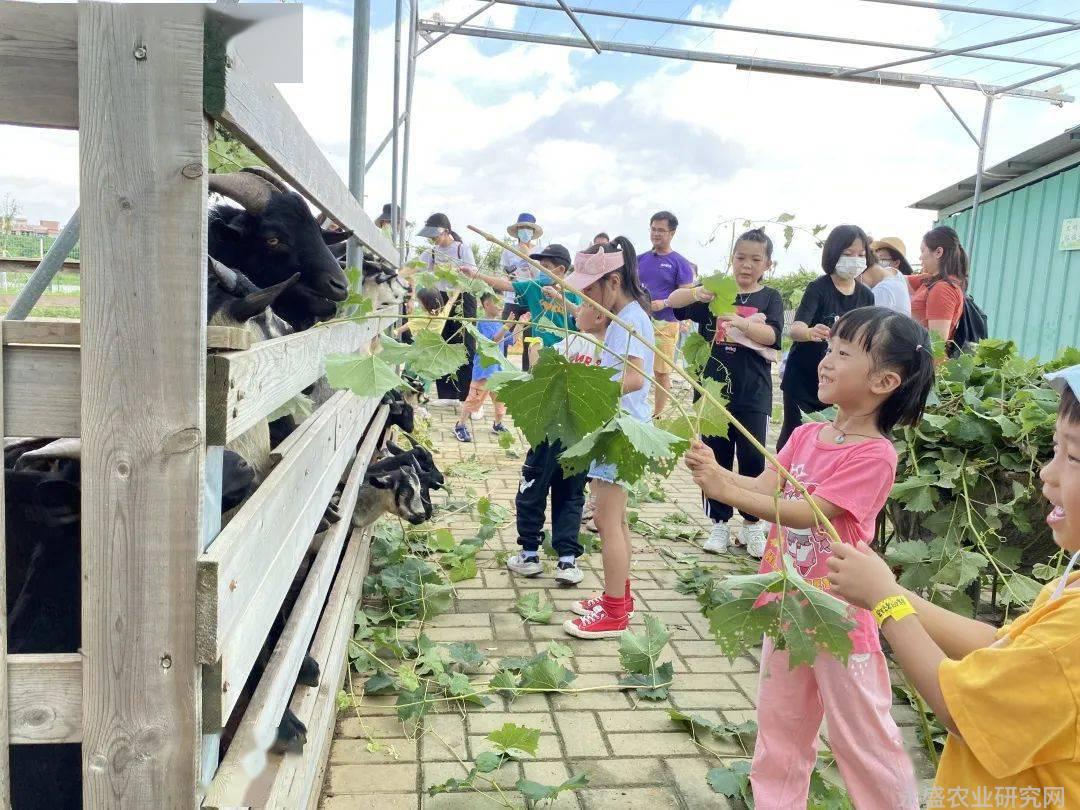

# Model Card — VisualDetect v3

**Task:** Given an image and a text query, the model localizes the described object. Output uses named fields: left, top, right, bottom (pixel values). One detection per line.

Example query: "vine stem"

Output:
left=467, top=225, right=843, bottom=549
left=424, top=727, right=514, bottom=807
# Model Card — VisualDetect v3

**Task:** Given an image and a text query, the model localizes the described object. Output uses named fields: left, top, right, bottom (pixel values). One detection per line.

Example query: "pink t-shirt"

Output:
left=758, top=422, right=898, bottom=654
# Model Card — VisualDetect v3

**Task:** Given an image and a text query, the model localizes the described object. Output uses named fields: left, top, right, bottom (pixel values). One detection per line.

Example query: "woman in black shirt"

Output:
left=669, top=229, right=784, bottom=559
left=777, top=224, right=875, bottom=450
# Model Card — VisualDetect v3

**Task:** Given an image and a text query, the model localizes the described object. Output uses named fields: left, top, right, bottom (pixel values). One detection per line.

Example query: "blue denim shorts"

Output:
left=588, top=461, right=629, bottom=489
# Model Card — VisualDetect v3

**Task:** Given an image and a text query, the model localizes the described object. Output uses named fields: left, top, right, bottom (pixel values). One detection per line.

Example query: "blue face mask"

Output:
left=517, top=228, right=533, bottom=243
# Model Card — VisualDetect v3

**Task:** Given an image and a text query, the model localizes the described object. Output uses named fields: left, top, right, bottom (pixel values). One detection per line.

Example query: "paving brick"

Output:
left=422, top=626, right=494, bottom=642
left=420, top=715, right=468, bottom=761
left=550, top=691, right=633, bottom=711
left=467, top=711, right=556, bottom=734
left=425, top=612, right=491, bottom=627
left=581, top=786, right=683, bottom=809
left=606, top=732, right=702, bottom=757
left=553, top=712, right=608, bottom=758
left=683, top=656, right=758, bottom=674
left=566, top=757, right=667, bottom=788
left=469, top=733, right=562, bottom=760
left=666, top=757, right=736, bottom=809
left=421, top=759, right=521, bottom=792
left=325, top=763, right=418, bottom=794
left=330, top=738, right=419, bottom=764
left=571, top=656, right=622, bottom=674
left=597, top=709, right=721, bottom=734
left=336, top=715, right=410, bottom=739
left=323, top=794, right=418, bottom=810
left=668, top=690, right=754, bottom=710
left=491, top=613, right=531, bottom=640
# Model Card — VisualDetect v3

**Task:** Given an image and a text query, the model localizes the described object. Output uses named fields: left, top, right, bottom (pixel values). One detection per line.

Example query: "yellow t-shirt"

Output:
left=933, top=573, right=1080, bottom=809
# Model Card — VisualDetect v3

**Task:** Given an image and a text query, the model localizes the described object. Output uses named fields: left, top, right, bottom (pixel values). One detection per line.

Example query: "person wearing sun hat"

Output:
left=861, top=235, right=912, bottom=316
left=870, top=236, right=914, bottom=276
left=500, top=213, right=544, bottom=371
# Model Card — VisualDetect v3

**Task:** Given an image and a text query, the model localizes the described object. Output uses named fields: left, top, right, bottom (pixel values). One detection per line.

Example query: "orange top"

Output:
left=908, top=274, right=964, bottom=338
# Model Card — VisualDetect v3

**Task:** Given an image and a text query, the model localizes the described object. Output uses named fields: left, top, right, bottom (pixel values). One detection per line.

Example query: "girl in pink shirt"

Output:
left=685, top=305, right=936, bottom=809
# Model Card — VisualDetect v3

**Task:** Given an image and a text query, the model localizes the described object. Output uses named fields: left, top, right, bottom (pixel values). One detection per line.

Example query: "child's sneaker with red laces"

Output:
left=563, top=603, right=629, bottom=638
left=570, top=594, right=635, bottom=617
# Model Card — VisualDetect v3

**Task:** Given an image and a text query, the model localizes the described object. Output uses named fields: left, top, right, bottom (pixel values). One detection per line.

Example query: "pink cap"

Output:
left=563, top=249, right=624, bottom=291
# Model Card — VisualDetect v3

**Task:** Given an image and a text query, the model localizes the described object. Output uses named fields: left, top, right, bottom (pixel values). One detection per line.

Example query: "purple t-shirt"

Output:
left=637, top=250, right=695, bottom=322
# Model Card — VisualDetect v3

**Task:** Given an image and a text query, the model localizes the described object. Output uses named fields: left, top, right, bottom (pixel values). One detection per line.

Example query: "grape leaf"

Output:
left=931, top=550, right=987, bottom=590
left=427, top=768, right=479, bottom=796
left=515, top=591, right=554, bottom=624
left=680, top=331, right=711, bottom=378
left=406, top=330, right=469, bottom=380
left=474, top=751, right=504, bottom=773
left=809, top=768, right=854, bottom=810
left=560, top=415, right=688, bottom=483
left=617, top=661, right=674, bottom=700
left=376, top=333, right=415, bottom=366
left=619, top=615, right=671, bottom=673
left=884, top=540, right=929, bottom=566
left=1032, top=562, right=1061, bottom=581
left=519, top=657, right=576, bottom=692
left=706, top=760, right=753, bottom=801
left=486, top=368, right=530, bottom=393
left=489, top=669, right=522, bottom=696
left=363, top=672, right=397, bottom=695
left=998, top=572, right=1043, bottom=607
left=700, top=274, right=738, bottom=317
left=668, top=709, right=757, bottom=748
left=395, top=685, right=429, bottom=733
left=267, top=392, right=314, bottom=423
left=516, top=773, right=589, bottom=803
left=447, top=642, right=487, bottom=670
left=498, top=349, right=621, bottom=449
left=486, top=723, right=540, bottom=759
left=325, top=353, right=403, bottom=399
left=464, top=323, right=508, bottom=370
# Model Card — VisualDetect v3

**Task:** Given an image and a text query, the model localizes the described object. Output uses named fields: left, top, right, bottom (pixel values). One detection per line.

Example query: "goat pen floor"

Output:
left=319, top=395, right=935, bottom=809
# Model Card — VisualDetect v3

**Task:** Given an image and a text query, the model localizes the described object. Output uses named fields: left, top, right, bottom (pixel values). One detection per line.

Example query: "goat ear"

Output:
left=368, top=473, right=393, bottom=489
left=321, top=228, right=353, bottom=246
left=230, top=273, right=301, bottom=321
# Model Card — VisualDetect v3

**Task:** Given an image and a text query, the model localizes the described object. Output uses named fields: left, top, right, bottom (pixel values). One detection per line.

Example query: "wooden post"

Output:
left=0, top=320, right=10, bottom=805
left=78, top=4, right=206, bottom=806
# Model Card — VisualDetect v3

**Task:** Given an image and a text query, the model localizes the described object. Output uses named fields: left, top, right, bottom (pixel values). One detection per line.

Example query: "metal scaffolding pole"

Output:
left=553, top=0, right=601, bottom=54
left=399, top=0, right=418, bottom=268
left=836, top=22, right=1080, bottom=79
left=5, top=209, right=80, bottom=320
left=418, top=22, right=1073, bottom=102
left=996, top=61, right=1080, bottom=95
left=416, top=0, right=496, bottom=57
left=391, top=0, right=403, bottom=246
left=486, top=0, right=1073, bottom=70
left=347, top=0, right=371, bottom=270
left=967, top=95, right=994, bottom=260
left=366, top=113, right=408, bottom=173
left=932, top=86, right=980, bottom=147
left=861, top=0, right=1080, bottom=26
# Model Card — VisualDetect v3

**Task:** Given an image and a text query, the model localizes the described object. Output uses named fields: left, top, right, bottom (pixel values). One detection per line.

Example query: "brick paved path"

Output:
left=321, top=392, right=934, bottom=809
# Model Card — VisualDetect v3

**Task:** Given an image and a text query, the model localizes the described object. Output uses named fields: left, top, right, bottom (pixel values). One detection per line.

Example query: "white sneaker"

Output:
left=703, top=522, right=730, bottom=554
left=554, top=561, right=584, bottom=586
left=506, top=553, right=543, bottom=577
left=740, top=522, right=768, bottom=559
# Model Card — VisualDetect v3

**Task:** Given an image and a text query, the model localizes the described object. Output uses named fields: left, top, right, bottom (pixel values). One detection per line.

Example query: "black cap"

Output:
left=418, top=212, right=452, bottom=238
left=529, top=243, right=571, bottom=268
left=375, top=203, right=397, bottom=226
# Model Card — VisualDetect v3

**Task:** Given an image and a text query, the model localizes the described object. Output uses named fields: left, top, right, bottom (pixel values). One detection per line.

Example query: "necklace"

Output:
left=736, top=291, right=753, bottom=305
left=829, top=421, right=877, bottom=444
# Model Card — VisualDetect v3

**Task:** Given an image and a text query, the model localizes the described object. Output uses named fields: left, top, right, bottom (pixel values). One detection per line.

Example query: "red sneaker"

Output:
left=563, top=604, right=630, bottom=638
left=570, top=595, right=635, bottom=617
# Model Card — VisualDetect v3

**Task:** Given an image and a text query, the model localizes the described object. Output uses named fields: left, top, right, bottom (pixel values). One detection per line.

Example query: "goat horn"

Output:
left=208, top=171, right=274, bottom=214
left=241, top=166, right=292, bottom=195
left=207, top=256, right=241, bottom=293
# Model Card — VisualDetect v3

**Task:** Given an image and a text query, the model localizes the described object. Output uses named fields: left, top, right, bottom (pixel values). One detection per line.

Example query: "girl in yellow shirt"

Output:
left=829, top=364, right=1080, bottom=809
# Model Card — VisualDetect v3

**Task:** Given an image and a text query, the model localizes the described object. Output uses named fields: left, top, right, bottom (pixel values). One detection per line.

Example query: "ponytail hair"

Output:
left=582, top=235, right=650, bottom=311
left=735, top=227, right=774, bottom=259
left=831, top=306, right=935, bottom=434
left=923, top=226, right=968, bottom=289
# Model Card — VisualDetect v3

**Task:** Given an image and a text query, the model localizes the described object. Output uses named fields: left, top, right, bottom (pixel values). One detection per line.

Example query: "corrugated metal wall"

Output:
left=942, top=162, right=1080, bottom=361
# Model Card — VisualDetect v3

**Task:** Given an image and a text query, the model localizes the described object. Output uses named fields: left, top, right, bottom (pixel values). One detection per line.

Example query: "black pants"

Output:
left=702, top=408, right=770, bottom=524
left=516, top=440, right=586, bottom=558
left=777, top=389, right=807, bottom=451
left=436, top=291, right=476, bottom=401
left=501, top=301, right=531, bottom=372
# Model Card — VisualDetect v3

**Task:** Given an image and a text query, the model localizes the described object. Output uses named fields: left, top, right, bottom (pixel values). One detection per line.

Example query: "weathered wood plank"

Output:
left=264, top=528, right=372, bottom=810
left=202, top=406, right=386, bottom=807
left=78, top=4, right=206, bottom=806
left=0, top=324, right=8, bottom=801
left=202, top=47, right=396, bottom=269
left=0, top=321, right=249, bottom=351
left=5, top=340, right=80, bottom=439
left=9, top=653, right=81, bottom=745
left=198, top=394, right=376, bottom=726
left=0, top=258, right=79, bottom=274
left=0, top=1, right=78, bottom=129
left=205, top=316, right=389, bottom=445
left=206, top=325, right=252, bottom=351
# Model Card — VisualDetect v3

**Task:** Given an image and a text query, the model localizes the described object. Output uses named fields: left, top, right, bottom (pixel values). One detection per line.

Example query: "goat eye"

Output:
left=266, top=237, right=280, bottom=247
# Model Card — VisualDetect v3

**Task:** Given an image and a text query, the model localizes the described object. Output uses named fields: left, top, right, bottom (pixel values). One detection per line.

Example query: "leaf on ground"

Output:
left=497, top=349, right=621, bottom=449
left=560, top=414, right=687, bottom=484
left=486, top=723, right=541, bottom=759
left=405, top=330, right=469, bottom=380
left=489, top=669, right=522, bottom=696
left=516, top=773, right=589, bottom=803
left=519, top=657, right=576, bottom=692
left=474, top=751, right=504, bottom=773
left=426, top=768, right=478, bottom=796
left=668, top=709, right=758, bottom=747
left=619, top=615, right=671, bottom=674
left=809, top=767, right=855, bottom=810
left=363, top=672, right=397, bottom=695
left=325, top=353, right=403, bottom=399
left=706, top=760, right=753, bottom=801
left=395, top=685, right=429, bottom=733
left=700, top=274, right=738, bottom=317
left=447, top=642, right=487, bottom=670
left=515, top=591, right=555, bottom=624
left=617, top=661, right=674, bottom=700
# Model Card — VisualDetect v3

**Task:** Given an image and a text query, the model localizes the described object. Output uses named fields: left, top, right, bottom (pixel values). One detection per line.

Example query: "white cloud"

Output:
left=1, top=0, right=1074, bottom=277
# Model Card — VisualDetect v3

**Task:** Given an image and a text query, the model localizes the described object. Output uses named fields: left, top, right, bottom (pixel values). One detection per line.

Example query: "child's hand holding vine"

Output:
left=827, top=541, right=902, bottom=609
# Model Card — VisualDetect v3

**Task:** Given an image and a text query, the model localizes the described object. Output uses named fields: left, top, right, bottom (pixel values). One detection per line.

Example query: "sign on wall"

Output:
left=1060, top=217, right=1080, bottom=251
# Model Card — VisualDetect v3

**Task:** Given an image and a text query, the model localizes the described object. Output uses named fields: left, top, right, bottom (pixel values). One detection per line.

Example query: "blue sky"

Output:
left=3, top=0, right=1079, bottom=274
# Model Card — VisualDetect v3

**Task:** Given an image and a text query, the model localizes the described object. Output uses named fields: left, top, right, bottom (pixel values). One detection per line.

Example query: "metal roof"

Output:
left=911, top=124, right=1080, bottom=211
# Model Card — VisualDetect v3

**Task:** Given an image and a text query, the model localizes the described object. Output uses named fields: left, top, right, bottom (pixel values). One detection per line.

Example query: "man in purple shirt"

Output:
left=637, top=211, right=695, bottom=419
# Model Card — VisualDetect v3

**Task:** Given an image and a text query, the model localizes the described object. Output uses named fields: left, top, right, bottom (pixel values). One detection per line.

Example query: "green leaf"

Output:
left=498, top=350, right=621, bottom=450
left=486, top=368, right=530, bottom=393
left=519, top=657, right=576, bottom=692
left=808, top=768, right=854, bottom=810
left=619, top=615, right=671, bottom=674
left=464, top=323, right=508, bottom=370
left=498, top=430, right=515, bottom=450
left=474, top=751, right=504, bottom=773
left=516, top=773, right=589, bottom=804
left=395, top=685, right=429, bottom=733
left=700, top=274, right=738, bottom=317
left=998, top=572, right=1043, bottom=607
left=267, top=393, right=314, bottom=423
left=1032, top=561, right=1061, bottom=581
left=363, top=672, right=397, bottom=695
left=325, top=353, right=403, bottom=399
left=426, top=768, right=479, bottom=796
left=447, top=642, right=487, bottom=670
left=405, top=330, right=469, bottom=380
left=884, top=540, right=929, bottom=566
left=427, top=528, right=457, bottom=552
left=486, top=723, right=541, bottom=759
left=560, top=415, right=688, bottom=484
left=489, top=669, right=522, bottom=696
left=776, top=212, right=795, bottom=223
left=680, top=331, right=711, bottom=379
left=668, top=709, right=757, bottom=747
left=706, top=760, right=753, bottom=800
left=931, top=550, right=987, bottom=590
left=515, top=591, right=554, bottom=624
left=618, top=661, right=674, bottom=700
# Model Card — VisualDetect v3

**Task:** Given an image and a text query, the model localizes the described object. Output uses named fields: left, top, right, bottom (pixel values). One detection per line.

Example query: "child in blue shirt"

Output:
left=454, top=293, right=513, bottom=442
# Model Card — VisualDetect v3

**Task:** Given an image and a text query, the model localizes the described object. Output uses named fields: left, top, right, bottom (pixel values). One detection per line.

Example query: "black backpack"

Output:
left=949, top=292, right=988, bottom=356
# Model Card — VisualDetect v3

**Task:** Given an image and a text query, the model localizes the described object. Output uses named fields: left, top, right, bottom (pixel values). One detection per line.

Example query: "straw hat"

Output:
left=507, top=212, right=543, bottom=240
left=870, top=236, right=907, bottom=258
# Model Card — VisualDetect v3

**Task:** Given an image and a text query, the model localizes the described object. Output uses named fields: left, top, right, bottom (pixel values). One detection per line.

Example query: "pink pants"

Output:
left=751, top=638, right=919, bottom=810
left=460, top=380, right=505, bottom=422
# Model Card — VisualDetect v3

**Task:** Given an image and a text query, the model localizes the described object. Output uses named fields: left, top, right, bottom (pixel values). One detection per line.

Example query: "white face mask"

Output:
left=834, top=255, right=866, bottom=279
left=517, top=228, right=533, bottom=243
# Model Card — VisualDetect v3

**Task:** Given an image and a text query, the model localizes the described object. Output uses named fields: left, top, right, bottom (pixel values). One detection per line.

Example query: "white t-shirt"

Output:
left=501, top=246, right=536, bottom=304
left=600, top=301, right=655, bottom=422
left=419, top=242, right=475, bottom=292
left=872, top=273, right=912, bottom=317
left=554, top=332, right=600, bottom=366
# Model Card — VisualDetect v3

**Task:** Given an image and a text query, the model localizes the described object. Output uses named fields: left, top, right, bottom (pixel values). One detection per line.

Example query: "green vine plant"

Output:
left=703, top=213, right=828, bottom=271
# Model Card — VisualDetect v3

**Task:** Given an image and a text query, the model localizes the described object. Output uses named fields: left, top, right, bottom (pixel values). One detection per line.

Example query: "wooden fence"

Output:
left=0, top=2, right=399, bottom=806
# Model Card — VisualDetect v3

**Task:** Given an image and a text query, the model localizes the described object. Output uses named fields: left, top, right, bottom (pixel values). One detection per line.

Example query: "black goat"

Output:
left=352, top=466, right=430, bottom=528
left=208, top=167, right=351, bottom=331
left=381, top=389, right=415, bottom=435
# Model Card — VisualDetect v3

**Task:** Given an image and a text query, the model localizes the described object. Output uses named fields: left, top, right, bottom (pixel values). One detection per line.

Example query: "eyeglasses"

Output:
left=649, top=227, right=672, bottom=235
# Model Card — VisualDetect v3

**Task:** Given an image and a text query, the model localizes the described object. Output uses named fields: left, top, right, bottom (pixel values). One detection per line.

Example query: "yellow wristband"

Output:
left=872, top=594, right=916, bottom=627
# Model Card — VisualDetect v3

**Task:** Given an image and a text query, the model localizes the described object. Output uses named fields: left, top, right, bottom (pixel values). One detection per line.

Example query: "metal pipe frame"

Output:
left=391, top=0, right=403, bottom=247
left=860, top=0, right=1080, bottom=26
left=996, top=61, right=1080, bottom=95
left=553, top=0, right=601, bottom=54
left=486, top=0, right=1075, bottom=70
left=836, top=22, right=1080, bottom=79
left=5, top=209, right=81, bottom=320
left=399, top=0, right=418, bottom=268
left=416, top=0, right=497, bottom=57
left=346, top=0, right=370, bottom=270
left=932, top=86, right=980, bottom=148
left=366, top=112, right=408, bottom=174
left=967, top=95, right=994, bottom=259
left=418, top=21, right=1074, bottom=102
